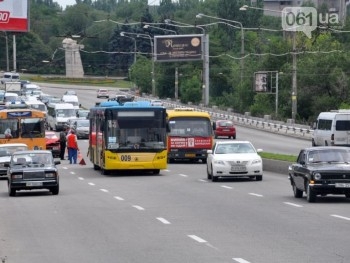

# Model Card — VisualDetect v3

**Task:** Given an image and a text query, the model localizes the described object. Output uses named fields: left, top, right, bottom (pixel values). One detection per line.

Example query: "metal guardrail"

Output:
left=161, top=100, right=313, bottom=140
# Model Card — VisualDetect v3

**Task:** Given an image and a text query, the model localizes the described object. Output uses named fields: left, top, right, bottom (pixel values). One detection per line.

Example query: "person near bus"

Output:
left=67, top=129, right=79, bottom=164
left=59, top=127, right=67, bottom=160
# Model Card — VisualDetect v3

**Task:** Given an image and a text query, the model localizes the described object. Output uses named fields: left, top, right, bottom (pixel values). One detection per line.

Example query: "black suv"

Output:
left=289, top=146, right=350, bottom=202
left=6, top=150, right=60, bottom=196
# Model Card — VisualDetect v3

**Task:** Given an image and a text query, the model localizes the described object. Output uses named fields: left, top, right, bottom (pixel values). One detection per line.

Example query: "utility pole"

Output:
left=291, top=31, right=297, bottom=122
left=175, top=67, right=179, bottom=100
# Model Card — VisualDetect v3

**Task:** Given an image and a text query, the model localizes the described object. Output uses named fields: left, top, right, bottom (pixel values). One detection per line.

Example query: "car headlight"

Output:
left=313, top=172, right=321, bottom=180
left=12, top=174, right=23, bottom=179
left=252, top=159, right=262, bottom=164
left=214, top=160, right=225, bottom=165
left=45, top=172, right=57, bottom=178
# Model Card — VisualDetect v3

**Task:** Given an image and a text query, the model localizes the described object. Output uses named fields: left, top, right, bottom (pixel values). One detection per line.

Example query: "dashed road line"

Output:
left=114, top=196, right=124, bottom=201
left=198, top=179, right=207, bottom=182
left=284, top=202, right=303, bottom=208
left=100, top=189, right=109, bottom=193
left=187, top=235, right=207, bottom=243
left=132, top=205, right=145, bottom=211
left=331, top=214, right=350, bottom=221
left=156, top=217, right=171, bottom=224
left=179, top=174, right=188, bottom=177
left=232, top=258, right=251, bottom=263
left=221, top=185, right=233, bottom=189
left=88, top=182, right=95, bottom=186
left=78, top=177, right=84, bottom=180
left=249, top=193, right=263, bottom=197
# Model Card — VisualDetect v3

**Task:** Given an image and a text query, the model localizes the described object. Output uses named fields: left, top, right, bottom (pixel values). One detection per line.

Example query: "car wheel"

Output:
left=93, top=164, right=99, bottom=170
left=233, top=135, right=236, bottom=139
left=201, top=158, right=207, bottom=164
left=256, top=175, right=263, bottom=181
left=168, top=158, right=174, bottom=164
left=8, top=182, right=16, bottom=197
left=153, top=169, right=160, bottom=175
left=292, top=182, right=303, bottom=198
left=51, top=185, right=59, bottom=195
left=207, top=164, right=212, bottom=179
left=312, top=139, right=316, bottom=146
left=211, top=167, right=218, bottom=182
left=100, top=168, right=109, bottom=175
left=306, top=184, right=316, bottom=203
left=345, top=193, right=350, bottom=198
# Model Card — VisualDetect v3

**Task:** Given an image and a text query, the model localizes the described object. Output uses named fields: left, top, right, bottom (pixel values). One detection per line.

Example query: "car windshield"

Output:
left=308, top=149, right=350, bottom=163
left=0, top=145, right=28, bottom=157
left=218, top=121, right=233, bottom=127
left=215, top=143, right=255, bottom=154
left=76, top=120, right=89, bottom=127
left=12, top=152, right=53, bottom=166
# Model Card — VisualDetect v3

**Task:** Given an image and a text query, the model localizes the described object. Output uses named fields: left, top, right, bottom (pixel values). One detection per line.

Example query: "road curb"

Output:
left=263, top=158, right=291, bottom=174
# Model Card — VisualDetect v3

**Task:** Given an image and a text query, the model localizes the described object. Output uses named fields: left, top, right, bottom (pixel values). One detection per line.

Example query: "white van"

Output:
left=0, top=72, right=20, bottom=84
left=46, top=103, right=76, bottom=131
left=25, top=98, right=47, bottom=113
left=312, top=110, right=350, bottom=146
left=61, top=95, right=79, bottom=110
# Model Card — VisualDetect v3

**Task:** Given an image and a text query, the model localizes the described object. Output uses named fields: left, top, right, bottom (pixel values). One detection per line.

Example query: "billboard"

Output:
left=255, top=72, right=268, bottom=92
left=154, top=34, right=203, bottom=62
left=0, top=0, right=29, bottom=32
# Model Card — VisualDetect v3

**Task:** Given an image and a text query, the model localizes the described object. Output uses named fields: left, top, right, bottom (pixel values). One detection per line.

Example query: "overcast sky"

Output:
left=57, top=0, right=160, bottom=9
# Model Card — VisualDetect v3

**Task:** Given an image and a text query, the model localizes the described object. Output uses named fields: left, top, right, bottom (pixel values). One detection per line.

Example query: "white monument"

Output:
left=62, top=38, right=84, bottom=78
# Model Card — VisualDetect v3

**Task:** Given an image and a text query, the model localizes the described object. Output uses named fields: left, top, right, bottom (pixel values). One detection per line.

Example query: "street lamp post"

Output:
left=120, top=32, right=155, bottom=97
left=164, top=19, right=210, bottom=106
left=143, top=24, right=177, bottom=35
left=196, top=13, right=244, bottom=85
left=120, top=33, right=137, bottom=64
left=240, top=4, right=297, bottom=122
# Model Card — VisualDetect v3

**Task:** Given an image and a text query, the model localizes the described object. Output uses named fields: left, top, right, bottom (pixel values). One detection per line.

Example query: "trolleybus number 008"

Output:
left=121, top=155, right=132, bottom=161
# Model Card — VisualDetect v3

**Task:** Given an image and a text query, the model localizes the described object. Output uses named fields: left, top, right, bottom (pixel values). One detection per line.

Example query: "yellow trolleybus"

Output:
left=89, top=100, right=168, bottom=175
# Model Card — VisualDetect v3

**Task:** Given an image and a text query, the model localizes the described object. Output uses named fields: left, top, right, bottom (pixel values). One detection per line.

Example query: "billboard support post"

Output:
left=203, top=33, right=209, bottom=106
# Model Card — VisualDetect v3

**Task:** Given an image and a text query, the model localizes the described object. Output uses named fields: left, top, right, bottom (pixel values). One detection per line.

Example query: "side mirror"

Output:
left=212, top=122, right=216, bottom=130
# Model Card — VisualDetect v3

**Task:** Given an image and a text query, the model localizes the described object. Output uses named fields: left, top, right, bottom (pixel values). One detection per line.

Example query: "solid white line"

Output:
left=249, top=193, right=263, bottom=197
left=179, top=174, right=188, bottom=177
left=331, top=214, right=350, bottom=221
left=156, top=217, right=171, bottom=224
left=187, top=235, right=207, bottom=243
left=133, top=205, right=145, bottom=211
left=221, top=185, right=233, bottom=189
left=114, top=196, right=124, bottom=201
left=284, top=202, right=303, bottom=208
left=88, top=182, right=95, bottom=186
left=232, top=258, right=251, bottom=263
left=100, top=189, right=109, bottom=193
left=78, top=177, right=84, bottom=180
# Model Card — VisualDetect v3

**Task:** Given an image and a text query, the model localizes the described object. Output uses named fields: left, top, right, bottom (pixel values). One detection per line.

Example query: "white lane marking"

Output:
left=100, top=189, right=109, bottom=193
left=249, top=193, right=263, bottom=197
left=78, top=177, right=84, bottom=180
left=179, top=174, right=188, bottom=177
left=70, top=172, right=75, bottom=175
left=284, top=202, right=303, bottom=208
left=114, top=196, right=124, bottom=201
left=88, top=182, right=95, bottom=186
left=233, top=258, right=251, bottom=263
left=132, top=205, right=145, bottom=211
left=199, top=179, right=207, bottom=182
left=156, top=217, right=171, bottom=224
left=164, top=169, right=170, bottom=172
left=62, top=167, right=68, bottom=169
left=331, top=214, right=350, bottom=221
left=187, top=235, right=207, bottom=243
left=221, top=185, right=233, bottom=189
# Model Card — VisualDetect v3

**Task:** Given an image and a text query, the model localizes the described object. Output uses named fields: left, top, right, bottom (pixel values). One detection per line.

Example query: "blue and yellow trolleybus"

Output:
left=89, top=100, right=168, bottom=175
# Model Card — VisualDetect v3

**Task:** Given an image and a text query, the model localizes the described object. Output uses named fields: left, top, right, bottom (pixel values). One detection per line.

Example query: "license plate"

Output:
left=26, top=182, right=42, bottom=187
left=335, top=183, right=350, bottom=188
left=53, top=147, right=59, bottom=150
left=223, top=129, right=230, bottom=131
left=231, top=165, right=246, bottom=172
left=185, top=154, right=196, bottom=157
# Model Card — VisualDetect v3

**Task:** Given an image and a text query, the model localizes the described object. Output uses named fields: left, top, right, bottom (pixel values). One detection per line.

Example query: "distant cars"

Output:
left=45, top=131, right=60, bottom=158
left=76, top=109, right=89, bottom=119
left=0, top=143, right=28, bottom=179
left=289, top=146, right=350, bottom=202
left=71, top=119, right=89, bottom=139
left=150, top=99, right=164, bottom=106
left=6, top=150, right=61, bottom=196
left=64, top=90, right=77, bottom=96
left=97, top=89, right=109, bottom=98
left=206, top=141, right=263, bottom=182
left=213, top=120, right=236, bottom=139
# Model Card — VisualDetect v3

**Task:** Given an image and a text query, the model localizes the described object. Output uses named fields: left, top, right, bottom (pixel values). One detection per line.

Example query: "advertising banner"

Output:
left=0, top=0, right=29, bottom=32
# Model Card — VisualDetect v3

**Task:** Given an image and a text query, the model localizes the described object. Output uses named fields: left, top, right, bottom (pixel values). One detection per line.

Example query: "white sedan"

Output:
left=206, top=141, right=263, bottom=182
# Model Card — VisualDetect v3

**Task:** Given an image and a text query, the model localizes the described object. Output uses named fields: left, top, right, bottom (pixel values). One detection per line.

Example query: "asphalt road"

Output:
left=1, top=84, right=348, bottom=263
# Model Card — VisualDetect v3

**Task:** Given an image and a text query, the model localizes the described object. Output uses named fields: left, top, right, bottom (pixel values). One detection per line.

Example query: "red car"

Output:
left=45, top=131, right=60, bottom=158
left=213, top=120, right=236, bottom=139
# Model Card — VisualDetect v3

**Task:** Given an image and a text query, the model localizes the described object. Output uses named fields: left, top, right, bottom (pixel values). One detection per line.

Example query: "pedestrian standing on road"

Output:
left=59, top=127, right=67, bottom=160
left=67, top=129, right=79, bottom=164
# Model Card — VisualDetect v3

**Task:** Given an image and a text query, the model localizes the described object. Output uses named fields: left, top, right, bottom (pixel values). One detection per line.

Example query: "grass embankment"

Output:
left=26, top=75, right=297, bottom=162
left=25, top=75, right=132, bottom=89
